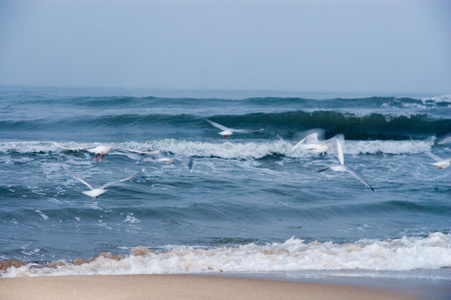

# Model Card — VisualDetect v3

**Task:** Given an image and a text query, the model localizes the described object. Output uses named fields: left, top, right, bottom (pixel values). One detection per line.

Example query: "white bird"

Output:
left=424, top=151, right=451, bottom=169
left=53, top=143, right=110, bottom=162
left=307, top=133, right=374, bottom=191
left=292, top=131, right=344, bottom=165
left=410, top=137, right=450, bottom=169
left=60, top=163, right=145, bottom=199
left=206, top=119, right=263, bottom=138
left=86, top=146, right=111, bottom=162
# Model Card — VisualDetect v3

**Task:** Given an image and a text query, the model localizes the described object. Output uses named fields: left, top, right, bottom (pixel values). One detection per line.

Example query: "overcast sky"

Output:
left=0, top=0, right=450, bottom=94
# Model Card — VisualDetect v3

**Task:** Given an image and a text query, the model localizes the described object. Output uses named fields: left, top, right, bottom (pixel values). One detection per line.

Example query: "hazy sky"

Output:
left=0, top=0, right=450, bottom=94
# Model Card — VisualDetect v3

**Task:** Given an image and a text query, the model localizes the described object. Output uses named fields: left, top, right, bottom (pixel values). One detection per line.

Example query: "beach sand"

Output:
left=0, top=274, right=424, bottom=300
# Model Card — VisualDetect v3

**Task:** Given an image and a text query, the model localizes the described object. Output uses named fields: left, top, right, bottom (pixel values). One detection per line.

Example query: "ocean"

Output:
left=0, top=86, right=450, bottom=293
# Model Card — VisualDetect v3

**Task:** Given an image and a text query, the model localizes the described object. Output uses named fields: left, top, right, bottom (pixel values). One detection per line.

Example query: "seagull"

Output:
left=309, top=134, right=374, bottom=191
left=206, top=119, right=263, bottom=138
left=53, top=143, right=110, bottom=162
left=292, top=131, right=345, bottom=165
left=410, top=137, right=450, bottom=169
left=424, top=151, right=451, bottom=169
left=87, top=146, right=111, bottom=162
left=60, top=162, right=145, bottom=199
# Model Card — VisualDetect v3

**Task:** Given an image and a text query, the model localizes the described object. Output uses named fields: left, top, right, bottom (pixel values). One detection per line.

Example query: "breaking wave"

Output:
left=2, top=232, right=450, bottom=277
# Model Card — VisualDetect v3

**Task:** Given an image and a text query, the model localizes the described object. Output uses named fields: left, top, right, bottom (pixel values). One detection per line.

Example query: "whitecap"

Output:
left=3, top=233, right=450, bottom=278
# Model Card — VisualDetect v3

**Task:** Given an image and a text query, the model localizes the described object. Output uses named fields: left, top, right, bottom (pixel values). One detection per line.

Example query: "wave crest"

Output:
left=0, top=139, right=437, bottom=158
left=2, top=233, right=450, bottom=277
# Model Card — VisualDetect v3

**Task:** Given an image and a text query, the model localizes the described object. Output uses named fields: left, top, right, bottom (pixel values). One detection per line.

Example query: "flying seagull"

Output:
left=410, top=137, right=450, bottom=169
left=310, top=135, right=374, bottom=191
left=425, top=151, right=451, bottom=169
left=60, top=162, right=145, bottom=198
left=292, top=130, right=345, bottom=165
left=53, top=143, right=111, bottom=162
left=87, top=146, right=111, bottom=162
left=206, top=119, right=263, bottom=138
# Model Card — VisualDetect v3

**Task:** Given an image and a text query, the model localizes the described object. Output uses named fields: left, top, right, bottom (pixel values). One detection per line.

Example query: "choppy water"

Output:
left=0, top=86, right=450, bottom=282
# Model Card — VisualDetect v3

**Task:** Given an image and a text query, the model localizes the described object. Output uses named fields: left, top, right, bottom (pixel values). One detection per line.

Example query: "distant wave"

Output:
left=208, top=111, right=449, bottom=140
left=56, top=94, right=451, bottom=105
left=1, top=110, right=449, bottom=141
left=2, top=232, right=450, bottom=277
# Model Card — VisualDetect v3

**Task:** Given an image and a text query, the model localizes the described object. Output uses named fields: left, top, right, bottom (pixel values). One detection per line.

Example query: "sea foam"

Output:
left=2, top=232, right=450, bottom=278
left=0, top=139, right=434, bottom=159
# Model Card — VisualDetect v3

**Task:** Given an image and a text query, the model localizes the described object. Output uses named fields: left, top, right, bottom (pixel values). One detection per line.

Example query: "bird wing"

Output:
left=325, top=136, right=345, bottom=165
left=343, top=166, right=374, bottom=191
left=174, top=154, right=195, bottom=171
left=409, top=137, right=443, bottom=162
left=101, top=169, right=145, bottom=189
left=206, top=119, right=229, bottom=131
left=60, top=163, right=94, bottom=189
left=424, top=150, right=443, bottom=162
left=233, top=128, right=264, bottom=133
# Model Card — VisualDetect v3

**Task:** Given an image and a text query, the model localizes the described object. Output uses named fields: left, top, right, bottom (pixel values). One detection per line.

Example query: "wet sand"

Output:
left=0, top=274, right=424, bottom=300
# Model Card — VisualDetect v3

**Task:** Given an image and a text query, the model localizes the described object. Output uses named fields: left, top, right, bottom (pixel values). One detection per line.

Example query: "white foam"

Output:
left=0, top=142, right=57, bottom=154
left=0, top=139, right=435, bottom=160
left=420, top=94, right=451, bottom=103
left=3, top=232, right=450, bottom=278
left=123, top=139, right=432, bottom=159
left=123, top=213, right=140, bottom=224
left=35, top=210, right=49, bottom=221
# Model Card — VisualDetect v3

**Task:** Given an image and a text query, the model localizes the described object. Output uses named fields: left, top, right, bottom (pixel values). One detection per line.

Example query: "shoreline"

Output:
left=0, top=274, right=427, bottom=300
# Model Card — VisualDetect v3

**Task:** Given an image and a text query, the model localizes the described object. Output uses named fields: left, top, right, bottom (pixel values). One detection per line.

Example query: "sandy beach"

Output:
left=0, top=274, right=424, bottom=300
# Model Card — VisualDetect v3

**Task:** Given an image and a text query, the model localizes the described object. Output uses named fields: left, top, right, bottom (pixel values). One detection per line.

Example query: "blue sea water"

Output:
left=0, top=86, right=450, bottom=289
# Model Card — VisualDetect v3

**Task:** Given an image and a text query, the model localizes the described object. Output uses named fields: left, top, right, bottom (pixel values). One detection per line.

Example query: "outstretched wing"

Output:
left=60, top=162, right=94, bottom=189
left=175, top=155, right=195, bottom=171
left=409, top=137, right=443, bottom=162
left=424, top=150, right=443, bottom=162
left=101, top=169, right=145, bottom=189
left=344, top=166, right=374, bottom=191
left=325, top=135, right=345, bottom=165
left=206, top=119, right=229, bottom=131
left=233, top=128, right=264, bottom=133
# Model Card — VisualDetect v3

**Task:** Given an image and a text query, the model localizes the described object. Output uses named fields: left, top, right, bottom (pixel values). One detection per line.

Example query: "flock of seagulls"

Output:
left=55, top=119, right=449, bottom=198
